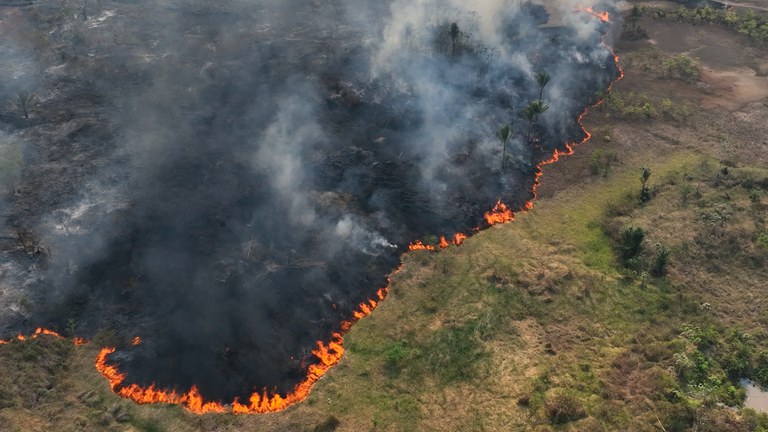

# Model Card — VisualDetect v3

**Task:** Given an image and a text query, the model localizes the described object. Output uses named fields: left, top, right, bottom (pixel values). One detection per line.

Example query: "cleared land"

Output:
left=2, top=2, right=768, bottom=431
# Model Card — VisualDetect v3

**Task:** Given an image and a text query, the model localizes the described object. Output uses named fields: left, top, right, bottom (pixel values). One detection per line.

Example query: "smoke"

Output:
left=1, top=0, right=619, bottom=403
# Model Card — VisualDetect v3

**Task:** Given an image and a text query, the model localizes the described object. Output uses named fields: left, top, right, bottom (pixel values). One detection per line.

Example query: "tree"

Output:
left=523, top=100, right=549, bottom=146
left=449, top=22, right=461, bottom=55
left=640, top=167, right=652, bottom=202
left=650, top=243, right=670, bottom=277
left=496, top=124, right=512, bottom=170
left=13, top=91, right=34, bottom=119
left=620, top=226, right=645, bottom=263
left=535, top=71, right=551, bottom=102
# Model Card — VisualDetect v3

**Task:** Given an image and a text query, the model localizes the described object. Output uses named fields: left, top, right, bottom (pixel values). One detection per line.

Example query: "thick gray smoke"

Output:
left=0, top=0, right=619, bottom=402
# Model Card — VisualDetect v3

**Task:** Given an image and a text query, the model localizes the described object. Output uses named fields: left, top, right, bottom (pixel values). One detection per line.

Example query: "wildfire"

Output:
left=527, top=35, right=624, bottom=208
left=484, top=200, right=515, bottom=225
left=94, top=284, right=392, bottom=414
left=5, top=24, right=625, bottom=418
left=577, top=6, right=610, bottom=23
left=0, top=327, right=85, bottom=345
left=412, top=232, right=469, bottom=251
left=438, top=236, right=450, bottom=249
left=408, top=240, right=435, bottom=251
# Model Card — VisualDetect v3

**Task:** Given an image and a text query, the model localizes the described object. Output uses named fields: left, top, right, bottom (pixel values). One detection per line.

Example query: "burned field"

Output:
left=0, top=0, right=619, bottom=411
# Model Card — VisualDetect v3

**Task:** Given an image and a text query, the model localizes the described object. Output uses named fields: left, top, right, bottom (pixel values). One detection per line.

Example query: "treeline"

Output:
left=649, top=5, right=768, bottom=45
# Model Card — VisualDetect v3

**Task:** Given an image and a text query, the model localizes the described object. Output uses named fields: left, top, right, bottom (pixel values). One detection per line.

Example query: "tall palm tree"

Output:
left=496, top=124, right=512, bottom=170
left=14, top=92, right=34, bottom=119
left=523, top=100, right=549, bottom=146
left=535, top=71, right=551, bottom=102
left=449, top=23, right=461, bottom=56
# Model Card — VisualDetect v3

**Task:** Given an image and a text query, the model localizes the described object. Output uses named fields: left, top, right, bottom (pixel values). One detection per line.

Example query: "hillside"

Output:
left=2, top=2, right=768, bottom=431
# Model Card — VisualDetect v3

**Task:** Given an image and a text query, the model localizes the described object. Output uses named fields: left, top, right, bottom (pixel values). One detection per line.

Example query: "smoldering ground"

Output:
left=0, top=0, right=619, bottom=403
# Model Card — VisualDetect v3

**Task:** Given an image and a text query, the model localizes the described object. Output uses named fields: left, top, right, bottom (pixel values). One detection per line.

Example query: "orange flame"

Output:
left=453, top=233, right=468, bottom=246
left=131, top=336, right=142, bottom=346
left=408, top=240, right=435, bottom=251
left=526, top=35, right=623, bottom=209
left=438, top=236, right=450, bottom=249
left=94, top=282, right=394, bottom=414
left=577, top=6, right=610, bottom=23
left=0, top=327, right=84, bottom=345
left=484, top=200, right=515, bottom=225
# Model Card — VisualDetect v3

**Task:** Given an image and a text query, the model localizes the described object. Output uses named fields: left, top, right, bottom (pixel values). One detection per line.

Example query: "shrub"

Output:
left=650, top=244, right=671, bottom=277
left=589, top=149, right=617, bottom=177
left=543, top=389, right=587, bottom=425
left=313, top=416, right=341, bottom=432
left=663, top=54, right=699, bottom=81
left=620, top=226, right=645, bottom=263
left=757, top=231, right=768, bottom=249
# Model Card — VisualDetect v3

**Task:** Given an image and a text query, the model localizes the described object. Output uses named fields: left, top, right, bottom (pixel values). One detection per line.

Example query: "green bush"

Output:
left=650, top=243, right=670, bottom=277
left=663, top=54, right=699, bottom=81
left=620, top=226, right=645, bottom=263
left=757, top=231, right=768, bottom=249
left=589, top=149, right=617, bottom=177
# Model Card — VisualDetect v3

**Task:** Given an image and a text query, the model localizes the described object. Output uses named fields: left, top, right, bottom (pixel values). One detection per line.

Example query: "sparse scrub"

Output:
left=661, top=97, right=693, bottom=122
left=603, top=90, right=658, bottom=119
left=655, top=6, right=768, bottom=45
left=757, top=231, right=768, bottom=249
left=663, top=54, right=700, bottom=81
left=589, top=148, right=617, bottom=177
left=622, top=6, right=648, bottom=40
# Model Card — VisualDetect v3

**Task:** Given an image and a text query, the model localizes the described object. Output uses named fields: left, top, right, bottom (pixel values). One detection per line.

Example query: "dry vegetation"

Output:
left=3, top=2, right=768, bottom=431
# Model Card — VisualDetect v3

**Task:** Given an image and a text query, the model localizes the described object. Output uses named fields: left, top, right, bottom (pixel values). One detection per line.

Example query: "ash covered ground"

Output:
left=0, top=0, right=619, bottom=403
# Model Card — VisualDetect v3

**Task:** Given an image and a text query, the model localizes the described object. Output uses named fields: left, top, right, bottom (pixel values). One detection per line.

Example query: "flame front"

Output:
left=484, top=200, right=515, bottom=225
left=408, top=240, right=435, bottom=251
left=94, top=285, right=391, bottom=414
left=0, top=327, right=84, bottom=345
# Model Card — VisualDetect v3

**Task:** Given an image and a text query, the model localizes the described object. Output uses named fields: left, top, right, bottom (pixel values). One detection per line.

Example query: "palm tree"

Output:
left=449, top=23, right=461, bottom=55
left=523, top=100, right=549, bottom=146
left=13, top=91, right=34, bottom=119
left=535, top=71, right=551, bottom=102
left=640, top=167, right=652, bottom=202
left=496, top=124, right=512, bottom=170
